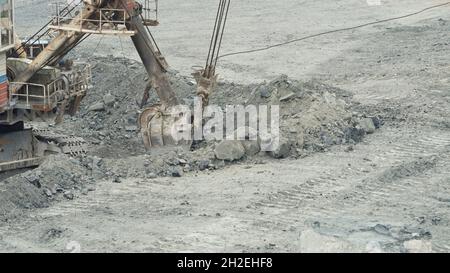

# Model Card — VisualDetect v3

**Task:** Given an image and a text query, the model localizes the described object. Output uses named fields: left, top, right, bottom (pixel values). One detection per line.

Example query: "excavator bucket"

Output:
left=139, top=105, right=193, bottom=149
left=138, top=0, right=230, bottom=150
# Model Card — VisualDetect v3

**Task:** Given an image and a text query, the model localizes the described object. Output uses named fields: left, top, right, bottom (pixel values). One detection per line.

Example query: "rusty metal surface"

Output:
left=32, top=128, right=88, bottom=157
left=139, top=105, right=192, bottom=149
left=0, top=126, right=89, bottom=173
left=0, top=129, right=34, bottom=164
left=192, top=69, right=218, bottom=106
left=0, top=157, right=43, bottom=172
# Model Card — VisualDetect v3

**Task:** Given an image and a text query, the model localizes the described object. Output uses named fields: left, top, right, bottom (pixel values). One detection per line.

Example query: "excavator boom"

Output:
left=128, top=12, right=178, bottom=107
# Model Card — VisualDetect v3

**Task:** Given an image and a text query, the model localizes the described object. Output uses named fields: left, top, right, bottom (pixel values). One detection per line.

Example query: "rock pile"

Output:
left=1, top=56, right=381, bottom=219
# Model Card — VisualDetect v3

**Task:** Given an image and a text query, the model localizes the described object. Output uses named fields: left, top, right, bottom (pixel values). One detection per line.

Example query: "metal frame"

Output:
left=64, top=62, right=92, bottom=97
left=0, top=157, right=43, bottom=172
left=0, top=0, right=15, bottom=51
left=142, top=0, right=159, bottom=25
left=48, top=3, right=135, bottom=36
left=8, top=61, right=91, bottom=112
left=9, top=77, right=67, bottom=111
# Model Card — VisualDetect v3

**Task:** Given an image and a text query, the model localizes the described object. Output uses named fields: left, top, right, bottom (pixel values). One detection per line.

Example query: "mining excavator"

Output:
left=0, top=0, right=230, bottom=172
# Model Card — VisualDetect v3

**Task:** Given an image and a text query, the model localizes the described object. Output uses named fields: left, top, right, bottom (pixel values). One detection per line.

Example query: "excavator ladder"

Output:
left=11, top=0, right=83, bottom=59
left=142, top=0, right=159, bottom=26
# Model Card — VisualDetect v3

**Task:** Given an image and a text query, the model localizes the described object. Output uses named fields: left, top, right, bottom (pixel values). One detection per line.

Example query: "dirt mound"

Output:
left=51, top=56, right=379, bottom=158
left=1, top=56, right=380, bottom=220
left=0, top=154, right=93, bottom=222
left=42, top=57, right=381, bottom=177
left=225, top=75, right=376, bottom=156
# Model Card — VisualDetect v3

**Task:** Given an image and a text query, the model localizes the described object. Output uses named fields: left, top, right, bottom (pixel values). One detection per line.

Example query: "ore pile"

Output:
left=1, top=56, right=381, bottom=219
left=53, top=56, right=380, bottom=160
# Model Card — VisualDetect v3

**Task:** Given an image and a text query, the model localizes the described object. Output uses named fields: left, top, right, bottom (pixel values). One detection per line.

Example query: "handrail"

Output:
left=50, top=4, right=132, bottom=33
left=143, top=0, right=159, bottom=22
left=8, top=62, right=91, bottom=111
left=9, top=78, right=67, bottom=109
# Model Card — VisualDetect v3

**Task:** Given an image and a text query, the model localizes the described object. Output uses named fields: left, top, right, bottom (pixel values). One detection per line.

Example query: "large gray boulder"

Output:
left=268, top=141, right=291, bottom=158
left=359, top=118, right=376, bottom=134
left=214, top=140, right=246, bottom=161
left=87, top=102, right=105, bottom=112
left=103, top=93, right=116, bottom=107
left=232, top=127, right=261, bottom=156
left=263, top=136, right=291, bottom=159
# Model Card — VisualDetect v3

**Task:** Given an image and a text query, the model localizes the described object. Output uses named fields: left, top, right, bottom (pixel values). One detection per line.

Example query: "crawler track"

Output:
left=33, top=128, right=88, bottom=157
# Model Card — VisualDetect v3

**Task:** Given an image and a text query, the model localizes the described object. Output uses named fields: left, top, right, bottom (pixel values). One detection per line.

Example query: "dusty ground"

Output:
left=1, top=0, right=450, bottom=252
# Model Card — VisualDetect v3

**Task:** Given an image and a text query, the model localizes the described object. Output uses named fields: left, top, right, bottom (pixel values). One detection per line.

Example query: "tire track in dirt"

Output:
left=251, top=126, right=450, bottom=250
left=37, top=179, right=176, bottom=217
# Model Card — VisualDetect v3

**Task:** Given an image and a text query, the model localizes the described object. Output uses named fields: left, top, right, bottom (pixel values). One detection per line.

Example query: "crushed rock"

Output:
left=47, top=57, right=378, bottom=160
left=0, top=154, right=92, bottom=222
left=1, top=56, right=380, bottom=220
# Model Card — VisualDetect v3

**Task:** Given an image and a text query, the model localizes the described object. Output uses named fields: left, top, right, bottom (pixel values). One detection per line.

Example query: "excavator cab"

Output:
left=5, top=3, right=93, bottom=123
left=5, top=57, right=91, bottom=123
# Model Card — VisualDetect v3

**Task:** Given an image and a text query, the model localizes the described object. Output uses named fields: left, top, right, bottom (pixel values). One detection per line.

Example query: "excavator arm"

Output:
left=127, top=11, right=178, bottom=108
